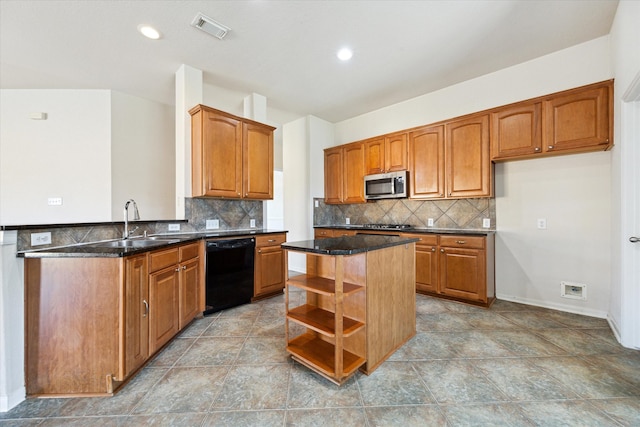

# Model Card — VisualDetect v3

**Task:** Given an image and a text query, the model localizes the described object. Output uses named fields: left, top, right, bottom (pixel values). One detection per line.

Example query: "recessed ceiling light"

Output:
left=337, top=47, right=353, bottom=61
left=138, top=24, right=161, bottom=40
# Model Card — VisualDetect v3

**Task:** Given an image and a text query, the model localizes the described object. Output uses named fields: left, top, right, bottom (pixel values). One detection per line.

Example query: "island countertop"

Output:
left=282, top=234, right=419, bottom=256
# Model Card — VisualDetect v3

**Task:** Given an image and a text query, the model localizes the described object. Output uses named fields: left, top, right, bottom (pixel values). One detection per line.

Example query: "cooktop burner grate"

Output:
left=361, top=224, right=412, bottom=230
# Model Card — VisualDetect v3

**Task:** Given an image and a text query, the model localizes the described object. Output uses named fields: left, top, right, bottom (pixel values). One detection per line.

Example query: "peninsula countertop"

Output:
left=18, top=229, right=288, bottom=258
left=282, top=234, right=419, bottom=256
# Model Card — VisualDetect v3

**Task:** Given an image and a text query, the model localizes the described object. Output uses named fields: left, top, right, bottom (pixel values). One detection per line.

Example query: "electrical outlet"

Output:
left=47, top=197, right=63, bottom=206
left=482, top=218, right=491, bottom=228
left=427, top=218, right=434, bottom=227
left=250, top=219, right=256, bottom=228
left=168, top=223, right=180, bottom=231
left=31, top=232, right=51, bottom=246
left=537, top=218, right=547, bottom=229
left=206, top=219, right=219, bottom=229
left=345, top=217, right=350, bottom=225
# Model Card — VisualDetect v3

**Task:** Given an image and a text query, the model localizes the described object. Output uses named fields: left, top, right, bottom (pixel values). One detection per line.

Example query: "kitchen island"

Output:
left=282, top=234, right=417, bottom=384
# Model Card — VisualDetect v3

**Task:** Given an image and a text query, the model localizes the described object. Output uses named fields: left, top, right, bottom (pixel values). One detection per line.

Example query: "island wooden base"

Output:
left=284, top=242, right=416, bottom=384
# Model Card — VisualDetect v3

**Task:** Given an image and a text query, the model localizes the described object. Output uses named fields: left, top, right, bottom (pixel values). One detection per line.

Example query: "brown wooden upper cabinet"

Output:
left=364, top=133, right=408, bottom=175
left=408, top=125, right=445, bottom=199
left=409, top=115, right=492, bottom=199
left=491, top=80, right=612, bottom=161
left=189, top=105, right=275, bottom=199
left=324, top=141, right=366, bottom=204
left=446, top=114, right=492, bottom=198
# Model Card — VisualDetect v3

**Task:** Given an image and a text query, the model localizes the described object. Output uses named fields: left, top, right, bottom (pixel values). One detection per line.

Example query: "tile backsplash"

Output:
left=16, top=198, right=263, bottom=251
left=185, top=198, right=263, bottom=231
left=314, top=197, right=495, bottom=230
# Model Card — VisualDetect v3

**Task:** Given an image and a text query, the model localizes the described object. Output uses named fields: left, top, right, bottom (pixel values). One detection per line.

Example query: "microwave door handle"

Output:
left=390, top=179, right=395, bottom=194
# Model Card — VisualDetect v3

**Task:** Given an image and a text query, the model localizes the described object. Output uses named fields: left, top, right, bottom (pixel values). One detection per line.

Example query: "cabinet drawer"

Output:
left=314, top=229, right=334, bottom=238
left=256, top=233, right=286, bottom=247
left=149, top=248, right=179, bottom=272
left=439, top=235, right=485, bottom=250
left=179, top=242, right=200, bottom=262
left=401, top=233, right=438, bottom=246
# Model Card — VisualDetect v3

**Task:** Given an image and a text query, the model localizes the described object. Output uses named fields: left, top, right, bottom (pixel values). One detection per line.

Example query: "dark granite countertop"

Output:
left=314, top=225, right=495, bottom=235
left=18, top=229, right=288, bottom=258
left=282, top=235, right=419, bottom=256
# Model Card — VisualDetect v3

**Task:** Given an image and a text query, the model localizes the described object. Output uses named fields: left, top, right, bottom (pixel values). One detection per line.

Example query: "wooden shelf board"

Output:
left=287, top=333, right=365, bottom=380
left=287, top=274, right=364, bottom=296
left=287, top=305, right=364, bottom=337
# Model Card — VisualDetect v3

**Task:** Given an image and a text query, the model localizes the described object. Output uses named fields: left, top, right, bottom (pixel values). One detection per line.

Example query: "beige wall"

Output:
left=0, top=89, right=112, bottom=224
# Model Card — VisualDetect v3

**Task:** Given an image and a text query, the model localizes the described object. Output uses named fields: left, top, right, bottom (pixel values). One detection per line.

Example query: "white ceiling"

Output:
left=0, top=0, right=619, bottom=123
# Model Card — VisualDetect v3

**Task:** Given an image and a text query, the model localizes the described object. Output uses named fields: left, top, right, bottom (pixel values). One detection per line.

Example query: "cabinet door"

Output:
left=179, top=258, right=200, bottom=330
left=255, top=245, right=285, bottom=296
left=123, top=255, right=149, bottom=379
left=385, top=133, right=408, bottom=172
left=439, top=247, right=486, bottom=302
left=409, top=125, right=445, bottom=199
left=415, top=244, right=438, bottom=294
left=149, top=267, right=180, bottom=354
left=445, top=114, right=492, bottom=198
left=201, top=110, right=243, bottom=198
left=543, top=84, right=611, bottom=153
left=324, top=147, right=343, bottom=204
left=364, top=137, right=386, bottom=175
left=491, top=103, right=542, bottom=160
left=243, top=122, right=274, bottom=199
left=343, top=142, right=366, bottom=204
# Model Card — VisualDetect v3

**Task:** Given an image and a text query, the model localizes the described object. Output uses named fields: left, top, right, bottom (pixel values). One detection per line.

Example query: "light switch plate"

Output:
left=168, top=223, right=180, bottom=231
left=427, top=218, right=434, bottom=227
left=206, top=219, right=220, bottom=229
left=250, top=219, right=256, bottom=228
left=47, top=197, right=63, bottom=206
left=345, top=218, right=350, bottom=225
left=482, top=218, right=491, bottom=228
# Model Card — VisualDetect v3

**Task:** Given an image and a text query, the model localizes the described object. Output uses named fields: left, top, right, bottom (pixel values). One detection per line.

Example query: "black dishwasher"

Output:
left=204, top=238, right=255, bottom=316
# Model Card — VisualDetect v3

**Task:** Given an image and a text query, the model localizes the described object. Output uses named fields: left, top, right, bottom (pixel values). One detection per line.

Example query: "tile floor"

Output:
left=2, top=289, right=640, bottom=426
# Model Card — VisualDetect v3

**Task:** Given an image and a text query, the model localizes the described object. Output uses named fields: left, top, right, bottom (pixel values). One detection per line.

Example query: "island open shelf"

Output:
left=283, top=234, right=417, bottom=385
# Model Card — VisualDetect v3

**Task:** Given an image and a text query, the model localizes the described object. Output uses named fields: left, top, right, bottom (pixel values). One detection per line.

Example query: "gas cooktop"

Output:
left=360, top=224, right=413, bottom=230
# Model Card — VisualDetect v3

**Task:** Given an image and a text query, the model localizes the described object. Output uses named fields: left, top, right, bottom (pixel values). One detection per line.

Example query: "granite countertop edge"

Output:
left=282, top=235, right=420, bottom=256
left=18, top=229, right=288, bottom=258
left=315, top=225, right=495, bottom=235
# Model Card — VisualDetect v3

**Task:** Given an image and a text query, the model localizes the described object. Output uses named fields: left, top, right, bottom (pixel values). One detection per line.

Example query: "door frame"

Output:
left=618, top=72, right=640, bottom=348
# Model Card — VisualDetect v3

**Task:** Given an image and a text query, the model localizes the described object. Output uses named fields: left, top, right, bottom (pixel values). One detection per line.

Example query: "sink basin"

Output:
left=94, top=238, right=180, bottom=248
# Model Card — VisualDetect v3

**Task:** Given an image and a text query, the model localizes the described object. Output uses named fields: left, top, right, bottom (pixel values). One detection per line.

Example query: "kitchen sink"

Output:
left=94, top=238, right=181, bottom=248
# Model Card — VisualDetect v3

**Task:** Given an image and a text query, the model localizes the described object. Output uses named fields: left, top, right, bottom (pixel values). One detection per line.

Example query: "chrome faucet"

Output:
left=123, top=199, right=140, bottom=239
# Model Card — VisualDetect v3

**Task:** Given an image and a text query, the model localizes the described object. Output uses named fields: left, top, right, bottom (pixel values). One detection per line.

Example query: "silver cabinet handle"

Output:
left=534, top=147, right=541, bottom=152
left=268, top=239, right=276, bottom=242
left=143, top=300, right=149, bottom=318
left=175, top=267, right=181, bottom=272
left=548, top=145, right=554, bottom=149
left=630, top=237, right=640, bottom=243
left=456, top=240, right=466, bottom=244
left=431, top=247, right=436, bottom=252
left=440, top=248, right=445, bottom=253
left=183, top=265, right=187, bottom=270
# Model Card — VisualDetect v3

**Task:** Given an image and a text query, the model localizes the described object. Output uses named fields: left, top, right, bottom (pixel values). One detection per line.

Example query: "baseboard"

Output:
left=0, top=386, right=25, bottom=413
left=495, top=293, right=608, bottom=319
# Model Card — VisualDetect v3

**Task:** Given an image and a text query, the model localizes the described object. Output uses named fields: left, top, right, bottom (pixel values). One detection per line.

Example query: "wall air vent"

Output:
left=190, top=12, right=230, bottom=40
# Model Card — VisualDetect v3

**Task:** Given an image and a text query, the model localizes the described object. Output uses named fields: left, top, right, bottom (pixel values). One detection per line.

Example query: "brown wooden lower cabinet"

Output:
left=314, top=228, right=495, bottom=307
left=253, top=233, right=287, bottom=300
left=25, top=240, right=204, bottom=397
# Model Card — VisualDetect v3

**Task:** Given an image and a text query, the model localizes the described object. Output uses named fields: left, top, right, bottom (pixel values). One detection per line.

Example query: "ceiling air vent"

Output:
left=191, top=12, right=230, bottom=40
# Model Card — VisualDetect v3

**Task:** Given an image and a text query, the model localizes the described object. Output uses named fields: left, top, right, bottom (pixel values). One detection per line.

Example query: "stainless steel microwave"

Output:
left=364, top=171, right=408, bottom=200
